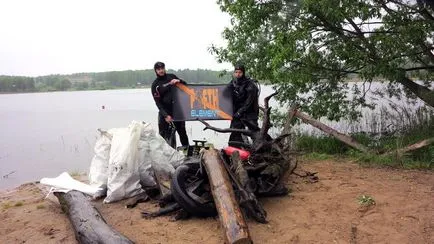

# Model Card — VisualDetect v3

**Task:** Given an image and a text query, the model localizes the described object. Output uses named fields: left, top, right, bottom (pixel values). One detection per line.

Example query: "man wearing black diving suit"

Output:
left=151, top=61, right=189, bottom=148
left=227, top=64, right=260, bottom=147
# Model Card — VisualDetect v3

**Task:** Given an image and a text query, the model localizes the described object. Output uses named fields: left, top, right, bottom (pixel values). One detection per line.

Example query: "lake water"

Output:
left=1, top=84, right=431, bottom=190
left=0, top=88, right=279, bottom=190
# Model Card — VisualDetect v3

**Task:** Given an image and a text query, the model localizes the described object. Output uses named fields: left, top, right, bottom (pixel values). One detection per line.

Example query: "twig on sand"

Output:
left=350, top=224, right=358, bottom=244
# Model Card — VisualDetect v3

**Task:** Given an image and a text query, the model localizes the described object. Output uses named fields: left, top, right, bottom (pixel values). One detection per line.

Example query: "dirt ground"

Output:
left=1, top=158, right=433, bottom=244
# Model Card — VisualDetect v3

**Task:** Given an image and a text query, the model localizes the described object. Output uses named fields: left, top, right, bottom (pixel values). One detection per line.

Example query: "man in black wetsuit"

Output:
left=227, top=64, right=260, bottom=147
left=151, top=61, right=189, bottom=149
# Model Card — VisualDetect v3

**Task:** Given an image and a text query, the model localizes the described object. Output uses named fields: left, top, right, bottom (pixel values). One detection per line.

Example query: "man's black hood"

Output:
left=154, top=61, right=167, bottom=79
left=154, top=61, right=165, bottom=70
left=234, top=64, right=245, bottom=74
left=234, top=64, right=246, bottom=83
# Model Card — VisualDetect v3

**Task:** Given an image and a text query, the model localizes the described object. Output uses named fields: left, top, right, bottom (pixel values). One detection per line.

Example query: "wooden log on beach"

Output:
left=54, top=190, right=134, bottom=244
left=202, top=149, right=253, bottom=244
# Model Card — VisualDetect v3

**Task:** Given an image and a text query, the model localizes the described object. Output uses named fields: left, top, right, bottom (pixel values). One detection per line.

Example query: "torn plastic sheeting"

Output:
left=40, top=172, right=102, bottom=197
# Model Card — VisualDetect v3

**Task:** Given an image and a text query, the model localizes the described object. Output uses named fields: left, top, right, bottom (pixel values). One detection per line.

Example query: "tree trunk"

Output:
left=398, top=77, right=434, bottom=107
left=281, top=105, right=298, bottom=147
left=293, top=109, right=370, bottom=153
left=54, top=190, right=134, bottom=244
left=202, top=149, right=253, bottom=244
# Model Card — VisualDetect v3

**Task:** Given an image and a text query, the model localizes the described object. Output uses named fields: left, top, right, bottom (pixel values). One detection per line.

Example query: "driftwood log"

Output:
left=290, top=107, right=434, bottom=156
left=291, top=108, right=370, bottom=153
left=385, top=137, right=434, bottom=156
left=54, top=190, right=134, bottom=244
left=202, top=149, right=253, bottom=244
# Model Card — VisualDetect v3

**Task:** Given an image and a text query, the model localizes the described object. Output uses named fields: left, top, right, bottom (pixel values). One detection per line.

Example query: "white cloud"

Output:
left=0, top=0, right=232, bottom=76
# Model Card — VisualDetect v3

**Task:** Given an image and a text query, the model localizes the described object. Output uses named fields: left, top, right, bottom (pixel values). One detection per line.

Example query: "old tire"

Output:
left=170, top=163, right=217, bottom=217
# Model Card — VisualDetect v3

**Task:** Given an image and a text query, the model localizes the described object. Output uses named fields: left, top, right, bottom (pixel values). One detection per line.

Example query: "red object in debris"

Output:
left=223, top=146, right=250, bottom=161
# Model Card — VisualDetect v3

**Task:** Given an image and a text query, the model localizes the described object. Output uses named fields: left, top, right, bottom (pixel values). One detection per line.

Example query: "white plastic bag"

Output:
left=86, top=121, right=186, bottom=203
left=142, top=123, right=185, bottom=169
left=137, top=123, right=185, bottom=197
left=138, top=123, right=185, bottom=181
left=137, top=136, right=156, bottom=188
left=104, top=121, right=144, bottom=203
left=88, top=129, right=112, bottom=198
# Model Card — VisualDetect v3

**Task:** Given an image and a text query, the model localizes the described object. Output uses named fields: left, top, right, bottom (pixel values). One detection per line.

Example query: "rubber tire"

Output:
left=171, top=163, right=217, bottom=217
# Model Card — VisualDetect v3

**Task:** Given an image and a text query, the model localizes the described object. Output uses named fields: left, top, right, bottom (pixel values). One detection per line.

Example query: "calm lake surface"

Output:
left=0, top=84, right=430, bottom=190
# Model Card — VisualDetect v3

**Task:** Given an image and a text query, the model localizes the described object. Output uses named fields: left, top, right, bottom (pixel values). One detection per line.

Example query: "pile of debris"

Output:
left=43, top=92, right=317, bottom=244
left=138, top=92, right=309, bottom=243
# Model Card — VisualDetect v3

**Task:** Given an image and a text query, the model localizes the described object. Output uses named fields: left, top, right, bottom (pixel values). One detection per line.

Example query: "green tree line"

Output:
left=0, top=69, right=231, bottom=93
left=0, top=76, right=35, bottom=93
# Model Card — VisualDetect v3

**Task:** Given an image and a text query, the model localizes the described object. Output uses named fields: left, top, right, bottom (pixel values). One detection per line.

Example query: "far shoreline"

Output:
left=0, top=86, right=151, bottom=95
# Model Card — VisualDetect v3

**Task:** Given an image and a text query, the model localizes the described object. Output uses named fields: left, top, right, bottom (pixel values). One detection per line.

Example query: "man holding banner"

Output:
left=151, top=61, right=189, bottom=149
left=154, top=62, right=259, bottom=149
left=227, top=64, right=260, bottom=147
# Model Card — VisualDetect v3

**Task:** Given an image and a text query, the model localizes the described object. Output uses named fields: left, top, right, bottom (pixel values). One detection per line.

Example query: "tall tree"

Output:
left=212, top=0, right=434, bottom=120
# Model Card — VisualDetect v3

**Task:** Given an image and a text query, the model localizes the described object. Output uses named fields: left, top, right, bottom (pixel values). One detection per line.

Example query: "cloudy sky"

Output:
left=0, top=0, right=232, bottom=76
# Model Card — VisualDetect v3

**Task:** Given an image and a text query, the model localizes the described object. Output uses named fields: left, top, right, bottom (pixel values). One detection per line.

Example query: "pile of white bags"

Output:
left=88, top=121, right=185, bottom=203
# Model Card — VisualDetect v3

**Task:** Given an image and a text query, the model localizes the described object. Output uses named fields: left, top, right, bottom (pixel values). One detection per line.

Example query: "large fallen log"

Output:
left=385, top=137, right=434, bottom=156
left=54, top=190, right=134, bottom=244
left=202, top=149, right=253, bottom=244
left=292, top=108, right=370, bottom=153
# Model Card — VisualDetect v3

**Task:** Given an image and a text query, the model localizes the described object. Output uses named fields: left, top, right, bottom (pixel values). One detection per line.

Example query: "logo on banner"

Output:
left=173, top=83, right=233, bottom=121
